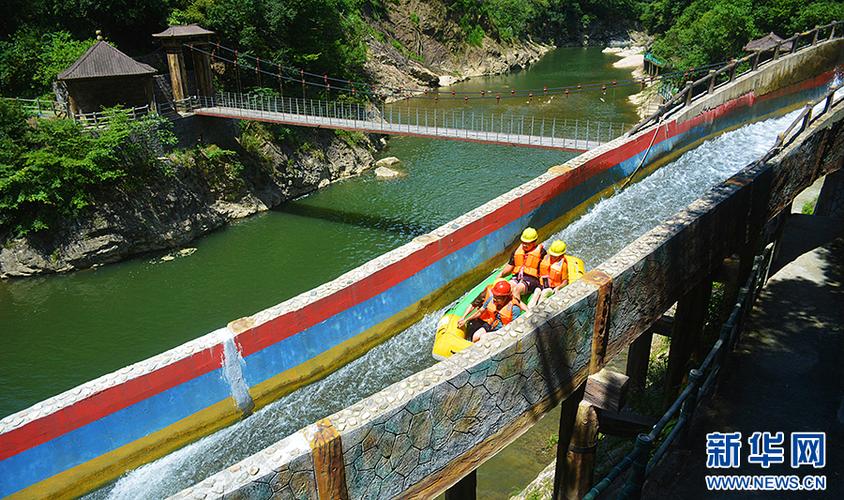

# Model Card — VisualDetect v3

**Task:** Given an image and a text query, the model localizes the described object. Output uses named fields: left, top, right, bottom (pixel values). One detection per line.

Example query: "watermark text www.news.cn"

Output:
left=705, top=431, right=826, bottom=491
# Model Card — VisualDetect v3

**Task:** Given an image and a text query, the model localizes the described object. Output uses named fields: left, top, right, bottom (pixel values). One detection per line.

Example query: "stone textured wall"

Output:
left=173, top=92, right=844, bottom=500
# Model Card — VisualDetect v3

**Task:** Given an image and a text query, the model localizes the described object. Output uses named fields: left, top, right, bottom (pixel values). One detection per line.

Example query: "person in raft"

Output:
left=499, top=227, right=546, bottom=299
left=528, top=239, right=570, bottom=308
left=457, top=280, right=523, bottom=342
left=460, top=277, right=529, bottom=322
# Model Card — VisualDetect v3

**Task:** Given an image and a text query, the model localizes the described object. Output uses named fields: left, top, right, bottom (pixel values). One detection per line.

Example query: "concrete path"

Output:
left=644, top=208, right=844, bottom=497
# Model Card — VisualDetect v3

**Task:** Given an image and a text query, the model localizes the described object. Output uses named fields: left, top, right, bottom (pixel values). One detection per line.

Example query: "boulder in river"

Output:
left=375, top=166, right=403, bottom=179
left=375, top=156, right=401, bottom=168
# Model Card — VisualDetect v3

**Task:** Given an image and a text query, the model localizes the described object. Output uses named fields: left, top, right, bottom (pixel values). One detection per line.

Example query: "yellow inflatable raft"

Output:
left=432, top=256, right=585, bottom=360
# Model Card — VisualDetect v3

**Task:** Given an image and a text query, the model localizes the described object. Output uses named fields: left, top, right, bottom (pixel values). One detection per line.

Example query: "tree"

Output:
left=0, top=106, right=175, bottom=235
left=0, top=30, right=95, bottom=98
left=651, top=0, right=757, bottom=69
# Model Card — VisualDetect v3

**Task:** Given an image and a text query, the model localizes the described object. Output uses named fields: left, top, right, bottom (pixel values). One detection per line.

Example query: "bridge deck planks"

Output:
left=193, top=106, right=603, bottom=152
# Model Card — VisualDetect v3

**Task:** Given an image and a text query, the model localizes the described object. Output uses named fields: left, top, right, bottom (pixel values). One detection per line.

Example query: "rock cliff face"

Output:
left=0, top=120, right=377, bottom=278
left=363, top=0, right=553, bottom=99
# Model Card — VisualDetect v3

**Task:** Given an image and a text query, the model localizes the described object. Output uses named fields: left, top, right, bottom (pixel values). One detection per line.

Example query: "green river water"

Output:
left=0, top=47, right=639, bottom=420
left=2, top=47, right=645, bottom=499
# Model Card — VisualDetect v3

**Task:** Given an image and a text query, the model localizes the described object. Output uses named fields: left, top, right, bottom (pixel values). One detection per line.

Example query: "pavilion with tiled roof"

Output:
left=743, top=32, right=794, bottom=53
left=58, top=38, right=157, bottom=115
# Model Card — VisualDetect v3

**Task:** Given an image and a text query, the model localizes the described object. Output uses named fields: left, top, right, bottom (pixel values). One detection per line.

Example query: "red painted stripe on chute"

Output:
left=0, top=70, right=831, bottom=461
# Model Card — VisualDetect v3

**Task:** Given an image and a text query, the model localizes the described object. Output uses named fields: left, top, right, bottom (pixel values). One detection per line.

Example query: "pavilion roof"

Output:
left=743, top=32, right=793, bottom=52
left=58, top=41, right=156, bottom=80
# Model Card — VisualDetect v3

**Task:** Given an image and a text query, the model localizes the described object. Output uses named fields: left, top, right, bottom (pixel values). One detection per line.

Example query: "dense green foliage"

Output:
left=0, top=0, right=372, bottom=97
left=0, top=102, right=175, bottom=235
left=444, top=0, right=642, bottom=44
left=0, top=31, right=96, bottom=98
left=169, top=0, right=369, bottom=79
left=646, top=0, right=844, bottom=68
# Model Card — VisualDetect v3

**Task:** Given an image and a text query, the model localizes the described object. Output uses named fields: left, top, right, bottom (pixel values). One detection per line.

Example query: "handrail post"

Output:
left=619, top=434, right=653, bottom=500
left=829, top=23, right=835, bottom=41
left=799, top=104, right=812, bottom=133
left=584, top=120, right=590, bottom=146
left=574, top=119, right=579, bottom=148
left=678, top=369, right=703, bottom=447
left=728, top=60, right=737, bottom=82
left=684, top=80, right=694, bottom=107
left=812, top=26, right=819, bottom=45
left=707, top=70, right=716, bottom=94
left=773, top=41, right=781, bottom=60
left=752, top=50, right=761, bottom=71
left=823, top=87, right=836, bottom=113
left=791, top=33, right=800, bottom=54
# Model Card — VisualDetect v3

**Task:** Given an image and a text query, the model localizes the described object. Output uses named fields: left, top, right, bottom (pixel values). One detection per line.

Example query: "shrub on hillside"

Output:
left=0, top=103, right=175, bottom=236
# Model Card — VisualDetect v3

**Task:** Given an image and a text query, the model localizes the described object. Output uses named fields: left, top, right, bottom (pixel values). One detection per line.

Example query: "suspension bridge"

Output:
left=183, top=93, right=628, bottom=152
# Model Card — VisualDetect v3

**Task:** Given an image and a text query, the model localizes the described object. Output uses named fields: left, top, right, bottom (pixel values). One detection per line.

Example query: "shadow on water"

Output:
left=276, top=200, right=438, bottom=236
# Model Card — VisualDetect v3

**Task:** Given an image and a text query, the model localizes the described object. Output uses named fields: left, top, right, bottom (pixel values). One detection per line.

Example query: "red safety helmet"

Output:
left=492, top=280, right=512, bottom=297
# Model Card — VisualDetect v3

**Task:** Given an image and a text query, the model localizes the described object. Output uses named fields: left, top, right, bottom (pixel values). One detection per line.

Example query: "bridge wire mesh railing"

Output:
left=583, top=84, right=843, bottom=499
left=629, top=20, right=843, bottom=136
left=182, top=93, right=630, bottom=149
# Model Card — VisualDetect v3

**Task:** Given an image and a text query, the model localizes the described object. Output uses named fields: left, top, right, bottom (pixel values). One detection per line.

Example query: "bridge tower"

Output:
left=152, top=24, right=215, bottom=101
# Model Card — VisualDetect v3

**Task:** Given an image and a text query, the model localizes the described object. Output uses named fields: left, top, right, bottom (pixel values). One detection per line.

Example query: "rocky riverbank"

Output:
left=362, top=0, right=553, bottom=100
left=0, top=3, right=570, bottom=279
left=601, top=33, right=664, bottom=120
left=0, top=120, right=378, bottom=278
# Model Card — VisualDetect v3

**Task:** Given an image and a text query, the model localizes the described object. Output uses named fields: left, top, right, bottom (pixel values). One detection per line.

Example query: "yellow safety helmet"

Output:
left=548, top=240, right=567, bottom=257
left=520, top=227, right=538, bottom=243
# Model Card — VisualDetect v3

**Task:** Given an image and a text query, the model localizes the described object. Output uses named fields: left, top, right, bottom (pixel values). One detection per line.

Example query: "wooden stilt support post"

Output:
left=556, top=270, right=613, bottom=499
left=559, top=370, right=629, bottom=499
left=664, top=278, right=712, bottom=405
left=553, top=383, right=586, bottom=500
left=562, top=401, right=600, bottom=499
left=445, top=470, right=477, bottom=500
left=626, top=332, right=652, bottom=391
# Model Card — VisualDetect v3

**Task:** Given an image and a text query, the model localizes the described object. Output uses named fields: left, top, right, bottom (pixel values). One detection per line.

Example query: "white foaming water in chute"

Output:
left=92, top=108, right=802, bottom=499
left=547, top=109, right=801, bottom=266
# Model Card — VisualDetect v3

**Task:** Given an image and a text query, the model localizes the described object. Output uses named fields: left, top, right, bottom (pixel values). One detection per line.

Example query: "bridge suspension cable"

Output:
left=187, top=42, right=733, bottom=101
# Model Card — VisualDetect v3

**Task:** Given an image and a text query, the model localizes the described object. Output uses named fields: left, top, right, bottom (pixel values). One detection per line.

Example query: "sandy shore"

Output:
left=603, top=45, right=654, bottom=117
left=603, top=46, right=645, bottom=70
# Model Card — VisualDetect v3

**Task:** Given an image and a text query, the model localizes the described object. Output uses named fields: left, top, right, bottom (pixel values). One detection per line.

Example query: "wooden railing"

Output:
left=767, top=84, right=844, bottom=159
left=73, top=105, right=151, bottom=127
left=629, top=20, right=843, bottom=135
left=0, top=97, right=67, bottom=118
left=581, top=83, right=843, bottom=499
